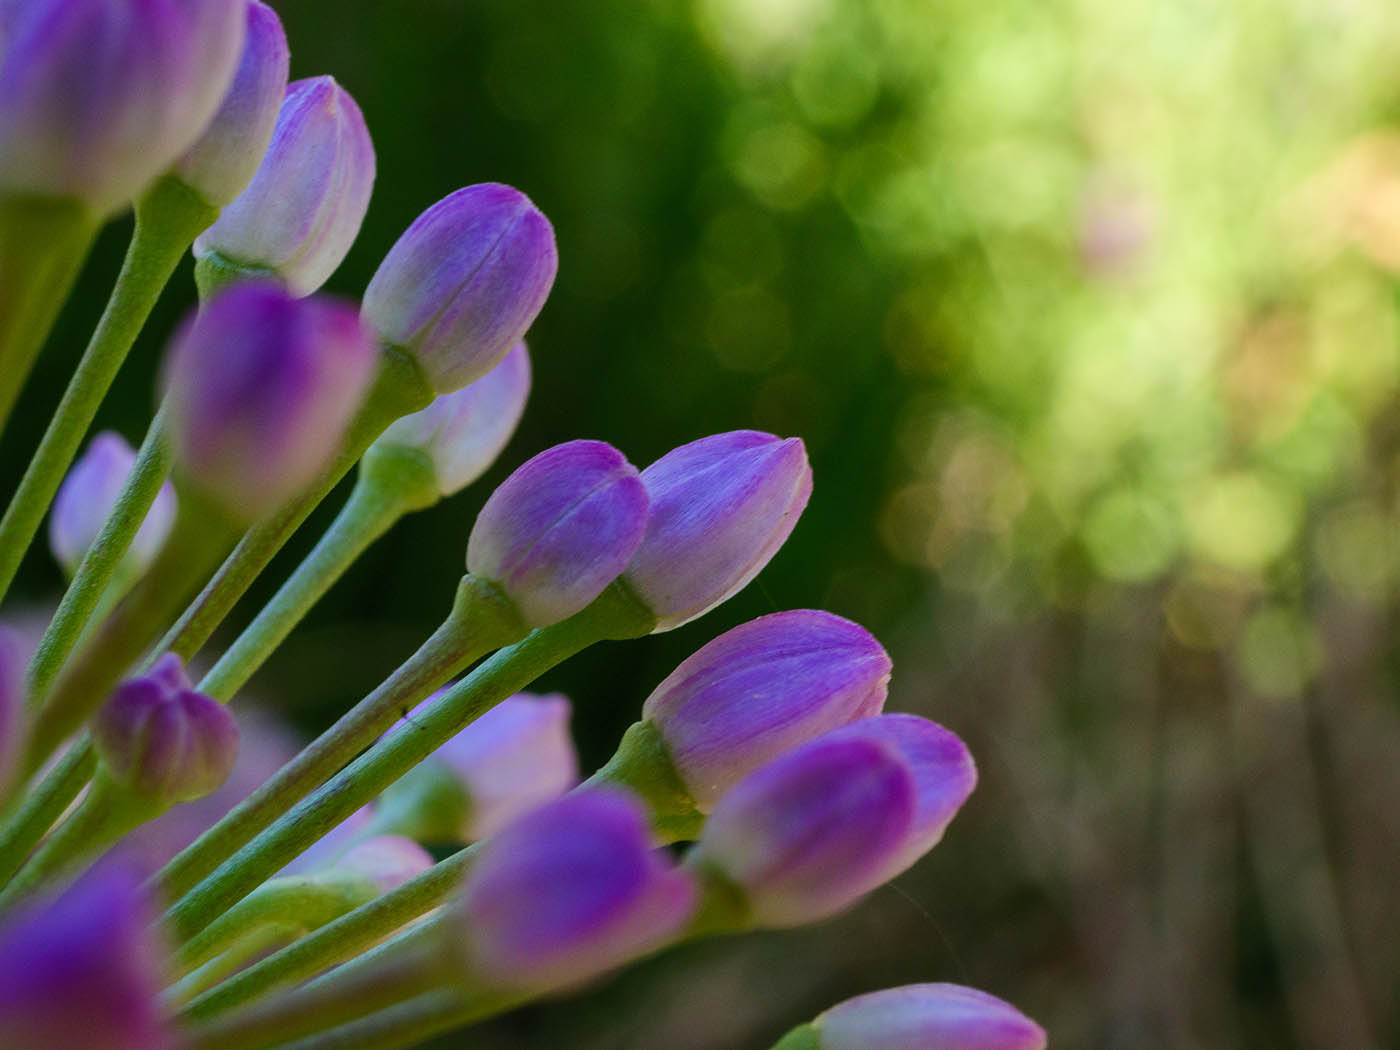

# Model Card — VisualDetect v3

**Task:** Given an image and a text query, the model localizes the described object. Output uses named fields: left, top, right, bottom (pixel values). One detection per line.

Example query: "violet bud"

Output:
left=640, top=610, right=890, bottom=809
left=194, top=76, right=375, bottom=295
left=93, top=653, right=239, bottom=805
left=172, top=0, right=289, bottom=208
left=456, top=787, right=696, bottom=992
left=812, top=983, right=1047, bottom=1050
left=362, top=183, right=558, bottom=393
left=0, top=0, right=245, bottom=214
left=329, top=835, right=433, bottom=895
left=466, top=440, right=649, bottom=628
left=382, top=692, right=577, bottom=843
left=370, top=341, right=531, bottom=498
left=0, top=859, right=175, bottom=1050
left=624, top=431, right=812, bottom=631
left=48, top=431, right=176, bottom=580
left=163, top=282, right=377, bottom=522
left=0, top=626, right=24, bottom=793
left=693, top=735, right=915, bottom=927
left=819, top=714, right=978, bottom=879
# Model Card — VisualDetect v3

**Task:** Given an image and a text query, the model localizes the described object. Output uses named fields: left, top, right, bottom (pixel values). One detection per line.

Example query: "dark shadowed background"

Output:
left=5, top=0, right=1400, bottom=1046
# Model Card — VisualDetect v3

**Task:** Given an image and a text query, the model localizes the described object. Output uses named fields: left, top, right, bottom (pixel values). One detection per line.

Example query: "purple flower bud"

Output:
left=331, top=835, right=433, bottom=895
left=642, top=611, right=890, bottom=809
left=466, top=440, right=649, bottom=628
left=814, top=984, right=1047, bottom=1050
left=371, top=341, right=531, bottom=498
left=362, top=183, right=558, bottom=393
left=457, top=788, right=696, bottom=991
left=93, top=653, right=239, bottom=805
left=624, top=431, right=812, bottom=631
left=819, top=714, right=977, bottom=879
left=0, top=0, right=246, bottom=214
left=194, top=76, right=375, bottom=295
left=433, top=692, right=577, bottom=840
left=172, top=0, right=288, bottom=207
left=694, top=736, right=915, bottom=927
left=0, top=859, right=175, bottom=1050
left=0, top=626, right=24, bottom=792
left=47, top=431, right=176, bottom=580
left=163, top=282, right=377, bottom=521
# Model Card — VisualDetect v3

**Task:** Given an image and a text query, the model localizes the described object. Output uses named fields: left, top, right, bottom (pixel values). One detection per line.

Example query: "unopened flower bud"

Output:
left=694, top=735, right=914, bottom=927
left=48, top=432, right=176, bottom=580
left=369, top=342, right=531, bottom=498
left=811, top=983, right=1046, bottom=1050
left=0, top=627, right=24, bottom=792
left=624, top=431, right=812, bottom=631
left=466, top=440, right=649, bottom=627
left=0, top=859, right=175, bottom=1050
left=163, top=282, right=376, bottom=522
left=93, top=653, right=239, bottom=805
left=172, top=0, right=288, bottom=208
left=362, top=183, right=557, bottom=393
left=380, top=692, right=577, bottom=843
left=0, top=0, right=245, bottom=214
left=194, top=76, right=374, bottom=295
left=819, top=713, right=977, bottom=878
left=640, top=610, right=890, bottom=810
left=456, top=788, right=696, bottom=992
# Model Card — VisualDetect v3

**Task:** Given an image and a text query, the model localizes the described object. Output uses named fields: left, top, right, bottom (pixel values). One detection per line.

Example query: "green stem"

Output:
left=257, top=989, right=489, bottom=1050
left=178, top=844, right=481, bottom=1022
left=173, top=872, right=384, bottom=982
left=0, top=743, right=96, bottom=887
left=0, top=775, right=155, bottom=910
left=156, top=348, right=435, bottom=664
left=0, top=177, right=217, bottom=605
left=198, top=445, right=440, bottom=703
left=0, top=195, right=99, bottom=441
left=26, top=413, right=174, bottom=705
left=20, top=485, right=240, bottom=780
left=154, top=574, right=526, bottom=906
left=168, top=924, right=304, bottom=1005
left=163, top=581, right=656, bottom=942
left=183, top=921, right=448, bottom=1050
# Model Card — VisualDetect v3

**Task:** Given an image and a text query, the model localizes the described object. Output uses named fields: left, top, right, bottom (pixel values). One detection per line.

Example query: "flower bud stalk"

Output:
left=155, top=572, right=531, bottom=907
left=161, top=580, right=657, bottom=944
left=0, top=177, right=218, bottom=607
left=0, top=197, right=99, bottom=441
left=197, top=441, right=442, bottom=703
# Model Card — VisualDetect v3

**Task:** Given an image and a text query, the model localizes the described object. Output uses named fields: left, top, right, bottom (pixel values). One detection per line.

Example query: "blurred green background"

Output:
left=6, top=0, right=1400, bottom=1045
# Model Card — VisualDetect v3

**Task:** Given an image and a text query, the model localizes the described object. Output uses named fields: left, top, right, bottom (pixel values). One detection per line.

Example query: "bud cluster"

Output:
left=0, top=4, right=1042, bottom=1050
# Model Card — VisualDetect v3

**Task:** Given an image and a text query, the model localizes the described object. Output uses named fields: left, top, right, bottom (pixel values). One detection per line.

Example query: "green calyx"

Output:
left=592, top=720, right=704, bottom=841
left=769, top=1025, right=823, bottom=1050
left=193, top=250, right=279, bottom=300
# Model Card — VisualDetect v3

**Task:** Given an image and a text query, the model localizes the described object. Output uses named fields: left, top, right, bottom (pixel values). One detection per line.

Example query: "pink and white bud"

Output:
left=93, top=653, right=239, bottom=805
left=370, top=342, right=531, bottom=498
left=813, top=983, right=1047, bottom=1050
left=48, top=431, right=176, bottom=580
left=194, top=76, right=375, bottom=295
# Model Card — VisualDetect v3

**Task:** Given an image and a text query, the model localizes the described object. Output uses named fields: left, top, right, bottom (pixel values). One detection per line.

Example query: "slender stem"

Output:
left=0, top=195, right=99, bottom=441
left=155, top=348, right=435, bottom=664
left=256, top=990, right=489, bottom=1050
left=0, top=743, right=96, bottom=887
left=163, top=581, right=656, bottom=942
left=154, top=574, right=525, bottom=905
left=20, top=485, right=239, bottom=780
left=0, top=775, right=154, bottom=910
left=183, top=922, right=448, bottom=1050
left=0, top=177, right=217, bottom=605
left=178, top=845, right=480, bottom=1022
left=173, top=873, right=381, bottom=981
left=26, top=414, right=174, bottom=705
left=198, top=446, right=440, bottom=703
left=167, top=923, right=304, bottom=1005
